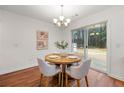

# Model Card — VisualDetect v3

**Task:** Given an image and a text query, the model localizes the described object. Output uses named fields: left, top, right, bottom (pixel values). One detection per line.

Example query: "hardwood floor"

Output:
left=0, top=66, right=124, bottom=87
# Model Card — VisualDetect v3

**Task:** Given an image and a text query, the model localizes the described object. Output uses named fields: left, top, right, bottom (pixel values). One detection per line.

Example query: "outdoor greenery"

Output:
left=72, top=23, right=106, bottom=48
left=55, top=40, right=68, bottom=49
left=88, top=24, right=106, bottom=48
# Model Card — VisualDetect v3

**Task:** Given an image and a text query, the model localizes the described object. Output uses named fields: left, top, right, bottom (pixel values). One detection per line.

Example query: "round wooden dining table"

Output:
left=45, top=53, right=81, bottom=86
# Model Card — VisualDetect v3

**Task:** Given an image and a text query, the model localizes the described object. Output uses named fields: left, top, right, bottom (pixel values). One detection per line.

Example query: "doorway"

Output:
left=72, top=22, right=107, bottom=72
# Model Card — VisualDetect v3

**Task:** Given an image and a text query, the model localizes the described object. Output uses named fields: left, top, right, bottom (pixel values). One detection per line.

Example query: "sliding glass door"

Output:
left=87, top=23, right=107, bottom=72
left=72, top=29, right=88, bottom=59
left=72, top=22, right=107, bottom=72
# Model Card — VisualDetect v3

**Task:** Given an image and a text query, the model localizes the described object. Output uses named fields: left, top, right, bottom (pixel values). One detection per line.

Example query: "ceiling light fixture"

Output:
left=53, top=5, right=71, bottom=27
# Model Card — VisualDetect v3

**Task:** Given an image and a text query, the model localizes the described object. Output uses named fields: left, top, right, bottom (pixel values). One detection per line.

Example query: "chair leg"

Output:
left=45, top=77, right=49, bottom=87
left=65, top=73, right=68, bottom=87
left=58, top=73, right=61, bottom=86
left=61, top=72, right=64, bottom=87
left=77, top=80, right=80, bottom=87
left=85, top=76, right=89, bottom=87
left=39, top=74, right=42, bottom=87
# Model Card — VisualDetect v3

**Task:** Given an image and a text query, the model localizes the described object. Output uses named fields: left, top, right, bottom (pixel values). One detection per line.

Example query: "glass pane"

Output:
left=88, top=23, right=107, bottom=72
left=72, top=30, right=84, bottom=54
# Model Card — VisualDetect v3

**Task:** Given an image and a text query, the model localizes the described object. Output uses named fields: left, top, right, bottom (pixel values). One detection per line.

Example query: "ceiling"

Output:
left=0, top=5, right=112, bottom=23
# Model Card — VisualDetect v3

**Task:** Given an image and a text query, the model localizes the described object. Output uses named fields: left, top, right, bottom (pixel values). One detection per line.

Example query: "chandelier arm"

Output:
left=61, top=5, right=63, bottom=16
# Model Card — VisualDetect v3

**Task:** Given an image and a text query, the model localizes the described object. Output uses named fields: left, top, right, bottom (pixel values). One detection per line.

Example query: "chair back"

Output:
left=37, top=58, right=47, bottom=73
left=37, top=58, right=56, bottom=76
left=73, top=58, right=91, bottom=79
left=80, top=58, right=91, bottom=77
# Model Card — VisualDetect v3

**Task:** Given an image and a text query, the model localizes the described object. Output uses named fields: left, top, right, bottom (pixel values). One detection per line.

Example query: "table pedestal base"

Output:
left=61, top=64, right=66, bottom=87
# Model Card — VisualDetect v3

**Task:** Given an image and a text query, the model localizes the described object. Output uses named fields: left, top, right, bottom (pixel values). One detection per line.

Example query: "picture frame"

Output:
left=36, top=31, right=48, bottom=50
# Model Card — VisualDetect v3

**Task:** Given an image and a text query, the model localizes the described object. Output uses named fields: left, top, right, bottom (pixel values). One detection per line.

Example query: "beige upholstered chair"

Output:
left=37, top=58, right=61, bottom=86
left=65, top=58, right=91, bottom=87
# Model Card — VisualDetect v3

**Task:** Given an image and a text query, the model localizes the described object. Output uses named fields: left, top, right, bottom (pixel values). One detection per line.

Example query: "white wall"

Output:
left=65, top=6, right=124, bottom=81
left=0, top=10, right=63, bottom=74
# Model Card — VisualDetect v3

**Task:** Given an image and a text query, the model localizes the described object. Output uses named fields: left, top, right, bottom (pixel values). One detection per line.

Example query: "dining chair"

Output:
left=65, top=58, right=91, bottom=87
left=37, top=58, right=61, bottom=87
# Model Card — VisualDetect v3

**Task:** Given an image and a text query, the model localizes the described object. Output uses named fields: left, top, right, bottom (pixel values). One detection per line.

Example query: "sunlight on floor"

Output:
left=77, top=48, right=107, bottom=72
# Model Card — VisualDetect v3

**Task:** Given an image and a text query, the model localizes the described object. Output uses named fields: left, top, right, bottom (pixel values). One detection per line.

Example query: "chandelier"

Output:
left=53, top=5, right=71, bottom=27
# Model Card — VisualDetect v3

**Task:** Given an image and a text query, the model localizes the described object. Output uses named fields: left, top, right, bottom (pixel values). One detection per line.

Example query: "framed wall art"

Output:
left=36, top=31, right=48, bottom=50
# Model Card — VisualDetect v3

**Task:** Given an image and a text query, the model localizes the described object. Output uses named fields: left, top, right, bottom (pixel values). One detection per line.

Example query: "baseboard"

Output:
left=108, top=74, right=124, bottom=82
left=90, top=67, right=124, bottom=82
left=90, top=67, right=107, bottom=74
left=0, top=66, right=39, bottom=76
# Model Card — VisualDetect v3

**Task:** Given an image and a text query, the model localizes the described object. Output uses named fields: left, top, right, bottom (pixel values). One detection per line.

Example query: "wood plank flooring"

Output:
left=0, top=66, right=124, bottom=87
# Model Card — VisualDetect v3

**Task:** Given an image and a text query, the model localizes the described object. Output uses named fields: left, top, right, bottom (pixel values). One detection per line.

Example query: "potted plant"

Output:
left=55, top=40, right=68, bottom=50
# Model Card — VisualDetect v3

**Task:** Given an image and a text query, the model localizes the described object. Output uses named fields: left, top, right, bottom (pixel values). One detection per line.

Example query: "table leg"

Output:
left=61, top=71, right=63, bottom=86
left=61, top=64, right=66, bottom=87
